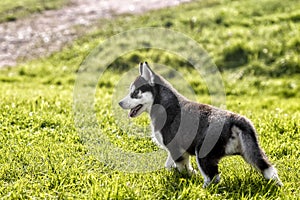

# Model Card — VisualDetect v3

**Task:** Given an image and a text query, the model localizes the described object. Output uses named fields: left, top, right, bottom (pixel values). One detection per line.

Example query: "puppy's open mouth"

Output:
left=129, top=104, right=143, bottom=118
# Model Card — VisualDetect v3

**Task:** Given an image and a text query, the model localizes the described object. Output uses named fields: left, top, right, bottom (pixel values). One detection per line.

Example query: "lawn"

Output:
left=0, top=0, right=69, bottom=23
left=0, top=0, right=299, bottom=199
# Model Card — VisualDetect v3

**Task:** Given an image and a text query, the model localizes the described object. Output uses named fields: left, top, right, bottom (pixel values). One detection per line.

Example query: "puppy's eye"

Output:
left=131, top=90, right=140, bottom=98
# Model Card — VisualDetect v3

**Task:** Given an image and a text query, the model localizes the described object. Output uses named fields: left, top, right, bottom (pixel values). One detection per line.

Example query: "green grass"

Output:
left=0, top=0, right=69, bottom=23
left=0, top=0, right=300, bottom=199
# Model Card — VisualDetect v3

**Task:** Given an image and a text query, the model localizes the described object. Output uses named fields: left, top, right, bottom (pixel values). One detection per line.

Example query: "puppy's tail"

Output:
left=235, top=122, right=283, bottom=186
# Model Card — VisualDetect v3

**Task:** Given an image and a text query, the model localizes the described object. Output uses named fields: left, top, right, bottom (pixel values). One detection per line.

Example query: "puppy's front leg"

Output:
left=174, top=153, right=196, bottom=175
left=165, top=152, right=175, bottom=169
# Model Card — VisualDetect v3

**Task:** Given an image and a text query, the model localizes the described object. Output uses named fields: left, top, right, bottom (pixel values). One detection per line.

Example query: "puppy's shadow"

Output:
left=211, top=177, right=282, bottom=198
left=161, top=169, right=282, bottom=198
left=160, top=169, right=202, bottom=193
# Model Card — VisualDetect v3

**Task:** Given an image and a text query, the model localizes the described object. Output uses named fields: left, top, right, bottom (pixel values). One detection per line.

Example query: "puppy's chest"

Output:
left=150, top=124, right=167, bottom=149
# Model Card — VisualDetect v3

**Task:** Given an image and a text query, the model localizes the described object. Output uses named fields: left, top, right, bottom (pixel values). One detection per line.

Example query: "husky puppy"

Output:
left=119, top=62, right=283, bottom=187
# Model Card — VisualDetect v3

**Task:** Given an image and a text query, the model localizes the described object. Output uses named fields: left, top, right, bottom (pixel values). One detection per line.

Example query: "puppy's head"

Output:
left=119, top=62, right=155, bottom=118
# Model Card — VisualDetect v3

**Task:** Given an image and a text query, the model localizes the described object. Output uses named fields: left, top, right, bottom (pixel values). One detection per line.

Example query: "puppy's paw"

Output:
left=202, top=174, right=220, bottom=188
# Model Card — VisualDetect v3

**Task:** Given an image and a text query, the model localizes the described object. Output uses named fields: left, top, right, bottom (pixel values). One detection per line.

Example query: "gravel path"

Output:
left=0, top=0, right=191, bottom=68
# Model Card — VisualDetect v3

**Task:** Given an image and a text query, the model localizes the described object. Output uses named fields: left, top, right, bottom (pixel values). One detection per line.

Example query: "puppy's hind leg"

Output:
left=195, top=151, right=220, bottom=188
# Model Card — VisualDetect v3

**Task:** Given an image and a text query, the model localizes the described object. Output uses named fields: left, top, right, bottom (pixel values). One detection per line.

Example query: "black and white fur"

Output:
left=119, top=62, right=283, bottom=188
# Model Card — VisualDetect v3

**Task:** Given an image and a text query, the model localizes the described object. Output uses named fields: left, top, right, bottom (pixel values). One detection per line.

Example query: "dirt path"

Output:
left=0, top=0, right=192, bottom=68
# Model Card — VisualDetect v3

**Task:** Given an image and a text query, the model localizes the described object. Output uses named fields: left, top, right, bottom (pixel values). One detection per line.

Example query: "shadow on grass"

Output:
left=210, top=178, right=282, bottom=198
left=160, top=169, right=282, bottom=199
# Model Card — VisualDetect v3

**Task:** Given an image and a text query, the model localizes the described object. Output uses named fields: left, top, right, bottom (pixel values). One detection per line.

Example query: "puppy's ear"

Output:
left=140, top=62, right=155, bottom=86
left=139, top=62, right=143, bottom=75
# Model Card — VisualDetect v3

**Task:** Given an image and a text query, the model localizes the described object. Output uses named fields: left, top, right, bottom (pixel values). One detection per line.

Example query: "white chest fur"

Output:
left=150, top=123, right=167, bottom=150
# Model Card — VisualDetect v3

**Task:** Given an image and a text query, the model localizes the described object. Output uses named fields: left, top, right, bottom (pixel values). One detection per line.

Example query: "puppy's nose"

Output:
left=118, top=101, right=123, bottom=107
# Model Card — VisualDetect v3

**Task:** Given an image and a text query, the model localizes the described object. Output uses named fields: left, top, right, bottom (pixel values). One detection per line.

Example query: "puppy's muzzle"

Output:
left=119, top=101, right=124, bottom=108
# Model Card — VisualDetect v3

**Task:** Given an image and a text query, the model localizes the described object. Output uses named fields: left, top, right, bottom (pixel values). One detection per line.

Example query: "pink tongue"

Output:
left=128, top=105, right=142, bottom=118
left=129, top=109, right=135, bottom=118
